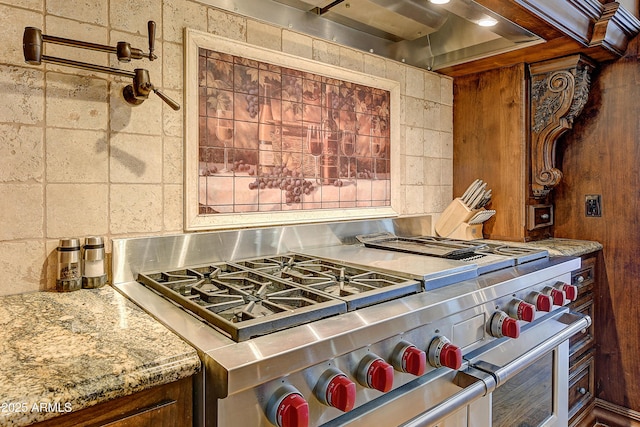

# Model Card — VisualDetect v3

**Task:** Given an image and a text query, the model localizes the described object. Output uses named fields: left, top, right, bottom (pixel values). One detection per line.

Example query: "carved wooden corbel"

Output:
left=529, top=55, right=596, bottom=198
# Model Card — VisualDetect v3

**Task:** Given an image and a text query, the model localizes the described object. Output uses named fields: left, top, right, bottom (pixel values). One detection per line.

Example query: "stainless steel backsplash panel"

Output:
left=112, top=215, right=432, bottom=284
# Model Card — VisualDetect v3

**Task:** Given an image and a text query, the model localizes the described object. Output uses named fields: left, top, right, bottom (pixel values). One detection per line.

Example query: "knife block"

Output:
left=435, top=198, right=483, bottom=238
left=446, top=222, right=484, bottom=240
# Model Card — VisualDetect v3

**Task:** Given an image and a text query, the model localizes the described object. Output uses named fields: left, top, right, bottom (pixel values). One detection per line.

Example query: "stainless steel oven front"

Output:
left=325, top=308, right=589, bottom=427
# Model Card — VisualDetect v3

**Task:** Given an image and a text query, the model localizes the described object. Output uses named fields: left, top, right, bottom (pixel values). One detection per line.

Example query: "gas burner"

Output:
left=138, top=263, right=346, bottom=342
left=236, top=254, right=422, bottom=310
left=480, top=243, right=549, bottom=264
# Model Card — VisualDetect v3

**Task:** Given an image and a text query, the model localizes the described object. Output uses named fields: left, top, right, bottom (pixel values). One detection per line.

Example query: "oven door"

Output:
left=464, top=308, right=591, bottom=427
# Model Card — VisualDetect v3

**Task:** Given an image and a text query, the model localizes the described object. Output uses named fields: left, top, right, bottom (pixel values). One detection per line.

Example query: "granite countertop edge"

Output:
left=484, top=237, right=603, bottom=257
left=0, top=286, right=201, bottom=427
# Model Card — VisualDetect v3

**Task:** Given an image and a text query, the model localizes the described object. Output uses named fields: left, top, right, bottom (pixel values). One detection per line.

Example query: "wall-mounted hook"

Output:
left=22, top=21, right=180, bottom=111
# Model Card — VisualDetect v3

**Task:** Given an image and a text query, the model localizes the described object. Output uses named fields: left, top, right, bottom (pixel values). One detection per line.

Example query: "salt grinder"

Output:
left=56, top=238, right=81, bottom=292
left=82, top=236, right=107, bottom=288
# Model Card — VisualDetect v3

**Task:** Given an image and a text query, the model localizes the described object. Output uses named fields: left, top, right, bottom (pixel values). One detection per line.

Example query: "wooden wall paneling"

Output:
left=554, top=36, right=640, bottom=411
left=453, top=64, right=528, bottom=241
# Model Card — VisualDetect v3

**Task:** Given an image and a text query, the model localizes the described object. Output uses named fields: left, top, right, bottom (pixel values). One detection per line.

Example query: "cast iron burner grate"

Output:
left=235, top=254, right=422, bottom=310
left=137, top=255, right=420, bottom=341
left=137, top=262, right=346, bottom=342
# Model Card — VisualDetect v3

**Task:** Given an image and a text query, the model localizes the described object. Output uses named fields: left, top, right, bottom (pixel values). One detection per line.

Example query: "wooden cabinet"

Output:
left=568, top=253, right=596, bottom=427
left=31, top=376, right=193, bottom=427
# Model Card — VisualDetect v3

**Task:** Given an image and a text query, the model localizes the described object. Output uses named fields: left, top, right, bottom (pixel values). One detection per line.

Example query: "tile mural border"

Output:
left=184, top=28, right=400, bottom=231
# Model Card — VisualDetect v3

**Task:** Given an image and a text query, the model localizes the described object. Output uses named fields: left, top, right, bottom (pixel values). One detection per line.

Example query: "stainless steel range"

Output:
left=112, top=216, right=590, bottom=427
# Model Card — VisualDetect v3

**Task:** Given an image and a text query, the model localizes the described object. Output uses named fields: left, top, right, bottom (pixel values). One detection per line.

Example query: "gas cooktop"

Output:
left=137, top=254, right=420, bottom=341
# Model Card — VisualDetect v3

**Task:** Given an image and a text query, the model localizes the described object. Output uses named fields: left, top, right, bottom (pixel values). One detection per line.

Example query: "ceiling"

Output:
left=199, top=0, right=543, bottom=72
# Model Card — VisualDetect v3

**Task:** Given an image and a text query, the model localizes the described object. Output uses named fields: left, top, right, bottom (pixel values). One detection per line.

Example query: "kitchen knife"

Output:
left=477, top=189, right=492, bottom=208
left=467, top=182, right=487, bottom=209
left=461, top=179, right=480, bottom=204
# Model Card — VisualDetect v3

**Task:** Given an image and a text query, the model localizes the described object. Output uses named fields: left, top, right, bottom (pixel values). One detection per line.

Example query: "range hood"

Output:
left=198, top=0, right=543, bottom=71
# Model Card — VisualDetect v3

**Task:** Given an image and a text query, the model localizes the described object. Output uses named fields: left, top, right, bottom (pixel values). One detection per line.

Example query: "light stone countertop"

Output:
left=0, top=286, right=201, bottom=427
left=485, top=237, right=603, bottom=257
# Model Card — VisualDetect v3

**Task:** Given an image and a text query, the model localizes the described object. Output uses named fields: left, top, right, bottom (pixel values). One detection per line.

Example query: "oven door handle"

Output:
left=471, top=310, right=591, bottom=387
left=399, top=367, right=496, bottom=427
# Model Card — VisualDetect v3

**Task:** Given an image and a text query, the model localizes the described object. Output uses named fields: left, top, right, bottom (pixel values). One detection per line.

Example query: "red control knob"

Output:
left=266, top=385, right=309, bottom=427
left=501, top=317, right=520, bottom=338
left=527, top=291, right=552, bottom=312
left=545, top=287, right=566, bottom=306
left=489, top=310, right=520, bottom=339
left=314, top=368, right=356, bottom=412
left=391, top=341, right=426, bottom=376
left=507, top=299, right=535, bottom=322
left=556, top=282, right=578, bottom=302
left=428, top=336, right=462, bottom=370
left=357, top=353, right=394, bottom=392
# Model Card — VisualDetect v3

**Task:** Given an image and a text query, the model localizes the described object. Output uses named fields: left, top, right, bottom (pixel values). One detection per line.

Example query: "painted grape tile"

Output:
left=197, top=47, right=391, bottom=215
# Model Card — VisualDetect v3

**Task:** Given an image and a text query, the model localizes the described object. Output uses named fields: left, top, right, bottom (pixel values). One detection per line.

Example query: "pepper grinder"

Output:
left=56, top=238, right=81, bottom=292
left=82, top=236, right=107, bottom=288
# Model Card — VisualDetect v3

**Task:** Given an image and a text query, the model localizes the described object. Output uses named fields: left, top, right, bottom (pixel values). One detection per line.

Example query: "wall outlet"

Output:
left=585, top=195, right=602, bottom=217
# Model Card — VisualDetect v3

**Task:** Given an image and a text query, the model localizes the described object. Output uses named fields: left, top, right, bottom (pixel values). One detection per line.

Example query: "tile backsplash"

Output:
left=0, top=0, right=453, bottom=295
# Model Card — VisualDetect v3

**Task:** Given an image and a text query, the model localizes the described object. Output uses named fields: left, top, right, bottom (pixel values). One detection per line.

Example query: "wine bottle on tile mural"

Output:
left=322, top=90, right=340, bottom=185
left=258, top=84, right=275, bottom=176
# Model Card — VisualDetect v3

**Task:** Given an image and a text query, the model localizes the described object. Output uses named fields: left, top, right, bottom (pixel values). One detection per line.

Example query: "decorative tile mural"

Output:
left=197, top=47, right=392, bottom=215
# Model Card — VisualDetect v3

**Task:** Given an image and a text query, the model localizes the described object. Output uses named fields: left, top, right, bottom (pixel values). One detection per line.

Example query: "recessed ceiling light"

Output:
left=429, top=0, right=450, bottom=4
left=477, top=18, right=498, bottom=27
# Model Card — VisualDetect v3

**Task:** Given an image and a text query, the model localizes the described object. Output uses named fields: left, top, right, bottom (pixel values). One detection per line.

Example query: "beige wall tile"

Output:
left=247, top=19, right=282, bottom=51
left=109, top=133, right=163, bottom=183
left=403, top=97, right=424, bottom=127
left=339, top=47, right=364, bottom=73
left=441, top=131, right=453, bottom=159
left=424, top=185, right=452, bottom=214
left=0, top=124, right=43, bottom=182
left=422, top=100, right=441, bottom=131
left=162, top=41, right=183, bottom=90
left=424, top=71, right=442, bottom=103
left=441, top=77, right=453, bottom=106
left=440, top=104, right=453, bottom=133
left=385, top=61, right=406, bottom=95
left=46, top=128, right=108, bottom=182
left=424, top=156, right=442, bottom=186
left=0, top=240, right=46, bottom=295
left=109, top=0, right=162, bottom=35
left=404, top=184, right=424, bottom=214
left=3, top=0, right=43, bottom=11
left=0, top=65, right=44, bottom=125
left=164, top=183, right=183, bottom=232
left=46, top=183, right=108, bottom=237
left=364, top=54, right=385, bottom=78
left=312, top=39, right=340, bottom=66
left=207, top=8, right=246, bottom=41
left=163, top=136, right=183, bottom=184
left=44, top=17, right=109, bottom=75
left=405, top=155, right=425, bottom=186
left=406, top=67, right=425, bottom=100
left=423, top=128, right=442, bottom=158
left=0, top=184, right=43, bottom=239
left=405, top=126, right=424, bottom=157
left=163, top=0, right=208, bottom=43
left=0, top=5, right=42, bottom=66
left=162, top=88, right=183, bottom=137
left=46, top=73, right=108, bottom=130
left=282, top=30, right=312, bottom=59
left=110, top=184, right=163, bottom=234
left=46, top=0, right=108, bottom=26
left=110, top=84, right=163, bottom=135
